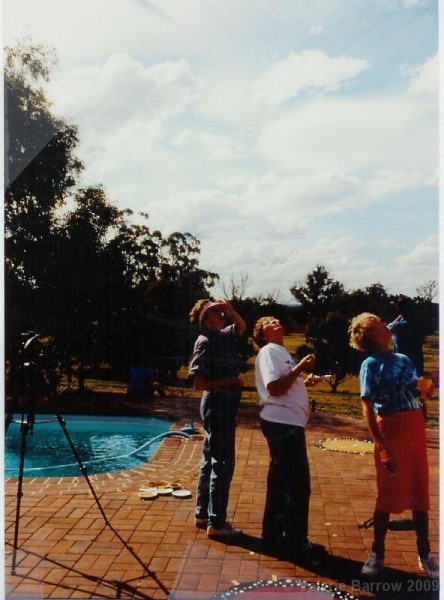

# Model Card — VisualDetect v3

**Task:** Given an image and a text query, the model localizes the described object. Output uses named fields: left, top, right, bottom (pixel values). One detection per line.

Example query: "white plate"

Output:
left=172, top=489, right=192, bottom=498
left=139, top=490, right=158, bottom=500
left=157, top=487, right=173, bottom=495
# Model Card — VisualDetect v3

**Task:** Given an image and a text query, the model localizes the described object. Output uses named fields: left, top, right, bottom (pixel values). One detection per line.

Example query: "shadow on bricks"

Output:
left=231, top=534, right=439, bottom=600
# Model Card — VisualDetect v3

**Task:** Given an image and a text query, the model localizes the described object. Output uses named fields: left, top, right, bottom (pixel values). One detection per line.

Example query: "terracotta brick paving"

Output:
left=4, top=397, right=439, bottom=599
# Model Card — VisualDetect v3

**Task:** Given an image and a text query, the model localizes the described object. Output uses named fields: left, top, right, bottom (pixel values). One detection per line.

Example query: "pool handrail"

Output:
left=122, top=430, right=193, bottom=458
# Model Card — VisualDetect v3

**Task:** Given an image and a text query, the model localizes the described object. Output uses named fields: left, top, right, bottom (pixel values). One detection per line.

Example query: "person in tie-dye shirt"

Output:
left=349, top=312, right=438, bottom=579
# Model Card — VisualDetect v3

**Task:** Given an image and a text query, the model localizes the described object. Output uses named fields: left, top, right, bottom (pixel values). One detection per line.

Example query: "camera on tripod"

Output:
left=7, top=331, right=61, bottom=406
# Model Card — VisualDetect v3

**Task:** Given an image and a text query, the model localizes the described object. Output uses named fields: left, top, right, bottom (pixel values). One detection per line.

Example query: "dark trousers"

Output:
left=195, top=388, right=241, bottom=529
left=260, top=418, right=311, bottom=548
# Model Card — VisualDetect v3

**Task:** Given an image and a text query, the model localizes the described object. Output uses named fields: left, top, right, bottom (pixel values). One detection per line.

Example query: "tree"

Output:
left=304, top=311, right=360, bottom=392
left=222, top=274, right=252, bottom=302
left=335, top=283, right=393, bottom=322
left=50, top=187, right=125, bottom=362
left=260, top=289, right=284, bottom=305
left=4, top=41, right=83, bottom=353
left=416, top=280, right=438, bottom=303
left=136, top=231, right=219, bottom=378
left=414, top=281, right=439, bottom=340
left=5, top=41, right=82, bottom=242
left=290, top=265, right=344, bottom=319
left=291, top=272, right=395, bottom=392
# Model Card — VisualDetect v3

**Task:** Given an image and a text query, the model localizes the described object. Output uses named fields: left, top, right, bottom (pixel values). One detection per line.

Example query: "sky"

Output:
left=3, top=0, right=439, bottom=303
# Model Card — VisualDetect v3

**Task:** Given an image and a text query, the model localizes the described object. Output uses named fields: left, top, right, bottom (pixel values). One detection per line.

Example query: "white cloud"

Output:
left=4, top=0, right=165, bottom=67
left=48, top=54, right=198, bottom=132
left=396, top=235, right=439, bottom=269
left=254, top=50, right=369, bottom=106
left=78, top=119, right=167, bottom=181
left=309, top=25, right=323, bottom=35
left=382, top=235, right=440, bottom=294
left=45, top=53, right=204, bottom=198
left=241, top=171, right=366, bottom=228
left=365, top=170, right=430, bottom=199
left=258, top=93, right=437, bottom=178
left=191, top=72, right=263, bottom=126
left=173, top=130, right=248, bottom=161
left=211, top=234, right=381, bottom=301
left=407, top=54, right=439, bottom=96
left=4, top=0, right=309, bottom=69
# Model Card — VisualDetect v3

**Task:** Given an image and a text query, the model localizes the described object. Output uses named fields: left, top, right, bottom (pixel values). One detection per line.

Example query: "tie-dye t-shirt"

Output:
left=359, top=352, right=422, bottom=416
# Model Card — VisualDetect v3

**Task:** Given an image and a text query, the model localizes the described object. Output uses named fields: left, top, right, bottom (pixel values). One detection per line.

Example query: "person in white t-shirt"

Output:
left=253, top=316, right=323, bottom=559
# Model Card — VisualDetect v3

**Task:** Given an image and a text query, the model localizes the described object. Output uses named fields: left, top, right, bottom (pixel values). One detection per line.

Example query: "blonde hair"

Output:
left=189, top=299, right=212, bottom=324
left=348, top=312, right=381, bottom=352
left=253, top=316, right=274, bottom=347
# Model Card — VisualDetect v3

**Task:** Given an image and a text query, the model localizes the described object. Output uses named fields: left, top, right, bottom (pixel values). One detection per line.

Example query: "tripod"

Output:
left=5, top=336, right=112, bottom=575
left=6, top=410, right=114, bottom=575
left=5, top=334, right=172, bottom=595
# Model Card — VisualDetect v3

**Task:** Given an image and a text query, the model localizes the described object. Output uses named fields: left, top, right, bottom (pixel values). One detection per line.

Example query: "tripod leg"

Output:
left=11, top=419, right=30, bottom=575
left=54, top=414, right=165, bottom=585
left=54, top=414, right=109, bottom=524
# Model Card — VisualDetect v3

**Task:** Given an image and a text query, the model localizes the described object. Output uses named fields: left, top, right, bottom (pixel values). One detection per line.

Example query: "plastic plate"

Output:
left=139, top=489, right=158, bottom=500
left=157, top=487, right=173, bottom=495
left=172, top=489, right=192, bottom=498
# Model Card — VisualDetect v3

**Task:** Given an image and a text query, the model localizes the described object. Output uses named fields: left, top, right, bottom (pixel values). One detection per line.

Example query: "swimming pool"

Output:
left=5, top=415, right=174, bottom=478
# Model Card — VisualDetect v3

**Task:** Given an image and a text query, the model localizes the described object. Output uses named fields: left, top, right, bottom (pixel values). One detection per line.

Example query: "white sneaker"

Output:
left=361, top=553, right=384, bottom=576
left=418, top=553, right=439, bottom=579
left=207, top=522, right=243, bottom=538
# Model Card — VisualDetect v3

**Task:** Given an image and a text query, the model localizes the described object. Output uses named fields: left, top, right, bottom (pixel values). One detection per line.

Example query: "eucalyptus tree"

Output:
left=4, top=41, right=83, bottom=350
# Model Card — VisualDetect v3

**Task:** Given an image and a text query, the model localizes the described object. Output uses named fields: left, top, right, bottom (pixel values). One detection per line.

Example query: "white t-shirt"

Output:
left=255, top=343, right=309, bottom=427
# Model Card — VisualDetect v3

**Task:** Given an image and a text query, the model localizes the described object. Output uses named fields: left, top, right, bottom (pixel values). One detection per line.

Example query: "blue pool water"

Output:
left=5, top=415, right=173, bottom=478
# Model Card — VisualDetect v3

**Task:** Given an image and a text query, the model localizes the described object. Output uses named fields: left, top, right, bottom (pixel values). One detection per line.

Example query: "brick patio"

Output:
left=4, top=397, right=439, bottom=599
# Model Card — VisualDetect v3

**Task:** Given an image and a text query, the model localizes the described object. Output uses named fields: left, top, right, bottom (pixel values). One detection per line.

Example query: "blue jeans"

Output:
left=195, top=387, right=241, bottom=529
left=260, top=418, right=311, bottom=548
